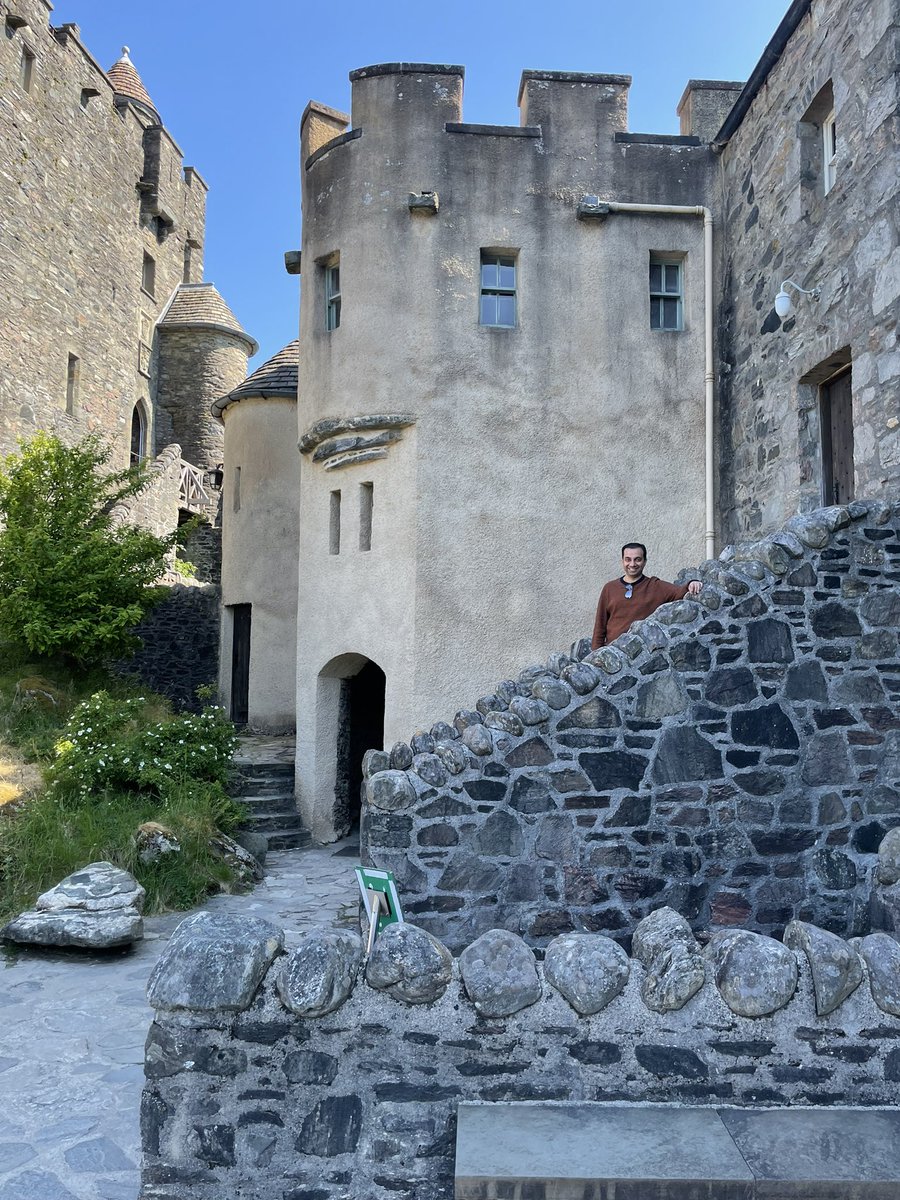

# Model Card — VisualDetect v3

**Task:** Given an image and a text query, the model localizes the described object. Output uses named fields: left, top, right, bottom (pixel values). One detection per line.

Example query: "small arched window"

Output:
left=130, top=401, right=147, bottom=465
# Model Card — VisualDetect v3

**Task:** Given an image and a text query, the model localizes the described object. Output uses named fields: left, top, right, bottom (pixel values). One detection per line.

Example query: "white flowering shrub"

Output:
left=49, top=691, right=239, bottom=807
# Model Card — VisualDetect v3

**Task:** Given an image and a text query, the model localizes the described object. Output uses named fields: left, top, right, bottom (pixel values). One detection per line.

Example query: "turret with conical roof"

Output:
left=107, top=46, right=160, bottom=123
left=156, top=283, right=258, bottom=471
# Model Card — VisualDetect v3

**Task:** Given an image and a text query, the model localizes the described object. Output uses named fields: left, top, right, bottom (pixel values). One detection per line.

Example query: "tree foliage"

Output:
left=0, top=434, right=176, bottom=665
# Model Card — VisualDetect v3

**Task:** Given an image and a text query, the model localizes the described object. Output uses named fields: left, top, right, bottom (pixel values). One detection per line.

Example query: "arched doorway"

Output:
left=316, top=654, right=385, bottom=839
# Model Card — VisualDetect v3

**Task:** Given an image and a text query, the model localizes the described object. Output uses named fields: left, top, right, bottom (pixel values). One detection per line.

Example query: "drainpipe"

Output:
left=584, top=202, right=716, bottom=560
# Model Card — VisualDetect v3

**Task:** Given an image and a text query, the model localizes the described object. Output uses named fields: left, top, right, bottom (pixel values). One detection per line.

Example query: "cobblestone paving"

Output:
left=0, top=839, right=360, bottom=1200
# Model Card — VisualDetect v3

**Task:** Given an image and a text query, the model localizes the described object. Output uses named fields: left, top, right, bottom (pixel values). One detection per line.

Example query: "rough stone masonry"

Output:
left=361, top=497, right=900, bottom=952
left=141, top=893, right=900, bottom=1200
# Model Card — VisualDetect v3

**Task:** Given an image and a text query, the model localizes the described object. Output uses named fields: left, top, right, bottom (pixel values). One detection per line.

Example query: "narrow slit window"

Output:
left=65, top=353, right=79, bottom=414
left=649, top=257, right=683, bottom=331
left=480, top=253, right=517, bottom=327
left=141, top=251, right=156, bottom=297
left=359, top=482, right=373, bottom=551
left=822, top=111, right=837, bottom=195
left=130, top=402, right=147, bottom=465
left=325, top=260, right=341, bottom=331
left=233, top=465, right=242, bottom=513
left=182, top=240, right=193, bottom=283
left=19, top=46, right=35, bottom=93
left=329, top=489, right=341, bottom=554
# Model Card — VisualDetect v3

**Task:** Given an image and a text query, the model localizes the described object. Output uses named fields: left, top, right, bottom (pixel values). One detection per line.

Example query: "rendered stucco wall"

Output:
left=297, top=66, right=716, bottom=839
left=220, top=398, right=299, bottom=732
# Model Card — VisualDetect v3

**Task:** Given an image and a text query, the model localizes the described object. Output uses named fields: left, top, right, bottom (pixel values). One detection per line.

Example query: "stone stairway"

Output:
left=230, top=735, right=311, bottom=851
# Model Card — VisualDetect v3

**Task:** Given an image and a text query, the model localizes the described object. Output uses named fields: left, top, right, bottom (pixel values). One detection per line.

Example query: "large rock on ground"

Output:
left=544, top=932, right=630, bottom=1015
left=365, top=923, right=452, bottom=1004
left=277, top=930, right=363, bottom=1017
left=784, top=920, right=863, bottom=1015
left=858, top=933, right=900, bottom=1017
left=707, top=929, right=798, bottom=1017
left=147, top=912, right=283, bottom=1012
left=0, top=861, right=145, bottom=949
left=208, top=832, right=264, bottom=888
left=459, top=929, right=541, bottom=1016
left=632, top=907, right=705, bottom=1012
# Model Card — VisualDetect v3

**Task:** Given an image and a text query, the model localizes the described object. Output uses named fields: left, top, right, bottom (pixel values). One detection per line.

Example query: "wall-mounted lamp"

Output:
left=774, top=279, right=821, bottom=319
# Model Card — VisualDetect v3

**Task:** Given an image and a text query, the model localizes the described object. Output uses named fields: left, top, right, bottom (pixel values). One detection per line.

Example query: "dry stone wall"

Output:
left=140, top=907, right=900, bottom=1200
left=362, top=498, right=900, bottom=953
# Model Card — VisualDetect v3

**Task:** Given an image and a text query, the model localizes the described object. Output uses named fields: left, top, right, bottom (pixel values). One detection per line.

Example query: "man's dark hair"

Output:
left=621, top=542, right=647, bottom=559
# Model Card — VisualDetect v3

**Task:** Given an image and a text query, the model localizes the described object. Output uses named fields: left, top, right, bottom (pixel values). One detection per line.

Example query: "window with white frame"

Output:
left=822, top=109, right=837, bottom=194
left=325, top=258, right=341, bottom=331
left=479, top=253, right=517, bottom=328
left=649, top=257, right=683, bottom=330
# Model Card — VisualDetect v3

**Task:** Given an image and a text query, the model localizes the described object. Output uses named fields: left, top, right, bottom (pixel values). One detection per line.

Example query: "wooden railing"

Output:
left=179, top=460, right=210, bottom=511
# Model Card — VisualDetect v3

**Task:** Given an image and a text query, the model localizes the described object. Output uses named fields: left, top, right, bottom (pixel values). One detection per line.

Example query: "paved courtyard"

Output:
left=0, top=839, right=359, bottom=1200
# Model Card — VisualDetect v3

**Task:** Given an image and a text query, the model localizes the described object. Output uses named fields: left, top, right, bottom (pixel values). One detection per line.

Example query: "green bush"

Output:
left=48, top=691, right=238, bottom=805
left=0, top=433, right=176, bottom=665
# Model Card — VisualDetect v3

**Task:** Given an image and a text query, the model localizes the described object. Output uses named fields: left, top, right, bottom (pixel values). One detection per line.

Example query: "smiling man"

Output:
left=591, top=542, right=702, bottom=650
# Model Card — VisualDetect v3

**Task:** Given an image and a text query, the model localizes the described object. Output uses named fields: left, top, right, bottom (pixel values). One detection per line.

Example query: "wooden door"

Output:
left=821, top=368, right=853, bottom=505
left=230, top=604, right=251, bottom=726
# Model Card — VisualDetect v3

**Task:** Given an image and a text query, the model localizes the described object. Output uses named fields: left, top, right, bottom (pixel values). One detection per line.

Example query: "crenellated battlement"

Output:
left=303, top=60, right=744, bottom=174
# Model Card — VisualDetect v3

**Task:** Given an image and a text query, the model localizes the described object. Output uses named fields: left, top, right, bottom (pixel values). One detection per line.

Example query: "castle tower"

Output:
left=156, top=283, right=257, bottom=471
left=214, top=340, right=300, bottom=731
left=106, top=46, right=160, bottom=122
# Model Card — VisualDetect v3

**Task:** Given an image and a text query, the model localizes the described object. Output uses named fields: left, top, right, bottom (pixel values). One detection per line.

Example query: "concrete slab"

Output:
left=454, top=1104, right=900, bottom=1200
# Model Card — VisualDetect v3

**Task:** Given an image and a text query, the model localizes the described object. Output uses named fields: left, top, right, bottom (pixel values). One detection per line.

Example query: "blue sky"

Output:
left=54, top=0, right=789, bottom=367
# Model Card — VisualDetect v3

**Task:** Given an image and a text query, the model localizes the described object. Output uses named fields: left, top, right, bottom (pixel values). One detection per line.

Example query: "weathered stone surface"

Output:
left=1, top=906, right=143, bottom=950
left=365, top=923, right=452, bottom=1004
left=147, top=913, right=284, bottom=1012
left=484, top=710, right=524, bottom=736
left=652, top=727, right=722, bottom=784
left=136, top=822, right=182, bottom=866
left=389, top=741, right=414, bottom=770
left=410, top=730, right=436, bottom=754
left=366, top=770, right=417, bottom=811
left=363, top=749, right=391, bottom=777
left=731, top=704, right=799, bottom=749
left=557, top=696, right=621, bottom=729
left=1, top=861, right=146, bottom=950
left=785, top=513, right=830, bottom=548
left=581, top=750, right=648, bottom=792
left=412, top=752, right=448, bottom=787
left=784, top=920, right=864, bottom=1016
left=35, top=862, right=145, bottom=914
left=296, top=1095, right=362, bottom=1157
left=208, top=832, right=265, bottom=888
left=706, top=667, right=757, bottom=707
left=861, top=590, right=900, bottom=627
left=276, top=930, right=363, bottom=1017
left=631, top=907, right=705, bottom=1012
left=461, top=722, right=494, bottom=755
left=877, top=827, right=900, bottom=885
left=544, top=932, right=630, bottom=1015
left=635, top=673, right=689, bottom=719
left=858, top=933, right=900, bottom=1016
left=459, top=929, right=541, bottom=1016
left=587, top=647, right=626, bottom=674
left=531, top=678, right=571, bottom=709
left=508, top=696, right=551, bottom=726
left=474, top=810, right=524, bottom=857
left=535, top=812, right=577, bottom=862
left=707, top=930, right=798, bottom=1017
left=747, top=618, right=794, bottom=663
left=561, top=661, right=600, bottom=694
left=433, top=739, right=469, bottom=775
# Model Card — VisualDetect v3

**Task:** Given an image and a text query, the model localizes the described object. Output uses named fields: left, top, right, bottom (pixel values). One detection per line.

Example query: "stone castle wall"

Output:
left=0, top=1, right=207, bottom=469
left=109, top=443, right=182, bottom=540
left=140, top=907, right=900, bottom=1200
left=361, top=498, right=900, bottom=953
left=717, top=0, right=899, bottom=538
left=155, top=329, right=242, bottom=471
left=124, top=582, right=220, bottom=712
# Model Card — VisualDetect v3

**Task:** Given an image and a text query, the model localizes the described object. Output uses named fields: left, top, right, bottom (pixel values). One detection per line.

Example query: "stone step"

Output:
left=230, top=761, right=295, bottom=780
left=240, top=809, right=305, bottom=833
left=229, top=772, right=295, bottom=798
left=265, top=827, right=312, bottom=851
left=454, top=1104, right=900, bottom=1199
left=237, top=793, right=297, bottom=814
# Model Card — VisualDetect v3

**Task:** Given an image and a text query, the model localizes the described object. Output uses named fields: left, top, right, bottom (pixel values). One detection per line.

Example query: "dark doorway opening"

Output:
left=334, top=659, right=385, bottom=837
left=821, top=367, right=853, bottom=505
left=230, top=603, right=251, bottom=726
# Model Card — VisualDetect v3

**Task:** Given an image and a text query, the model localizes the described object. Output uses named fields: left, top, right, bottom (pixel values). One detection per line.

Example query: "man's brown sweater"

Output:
left=591, top=575, right=690, bottom=649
